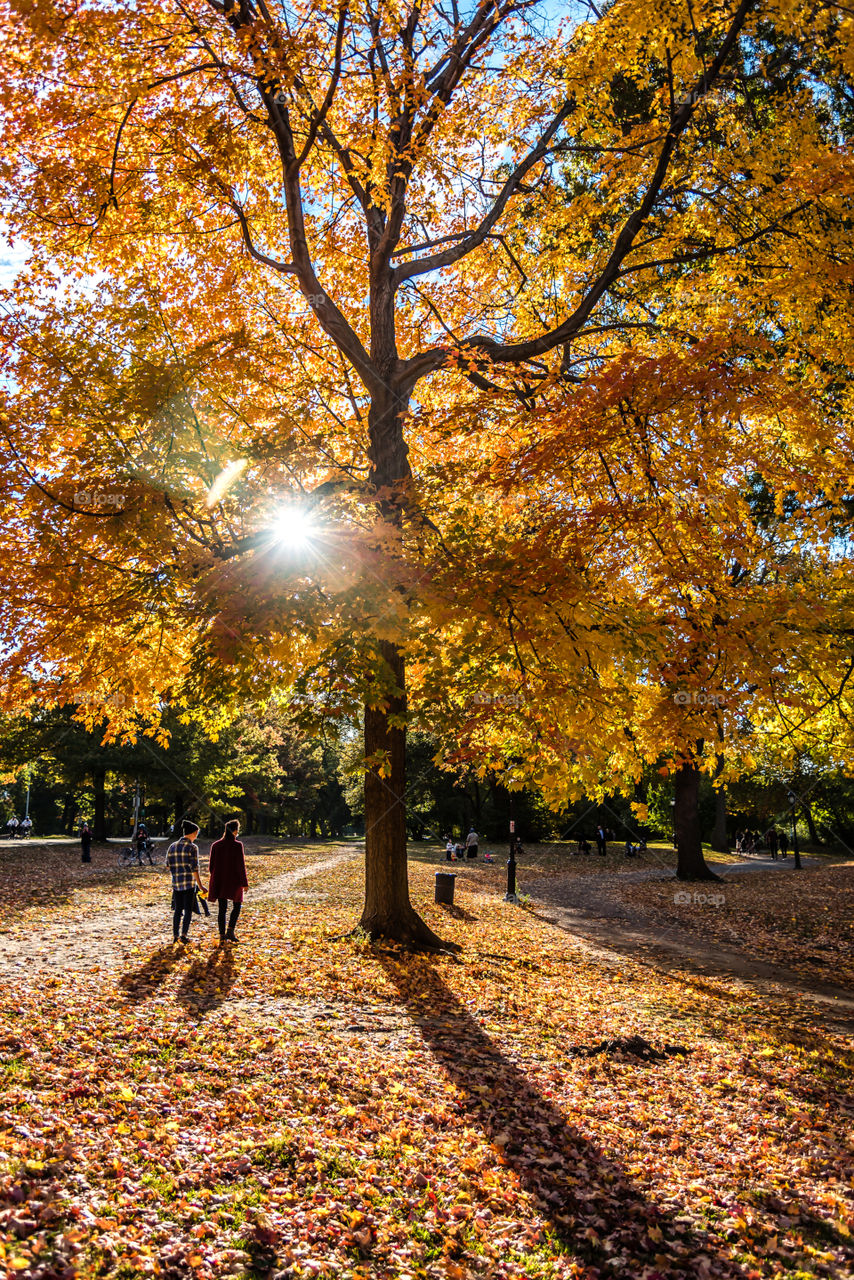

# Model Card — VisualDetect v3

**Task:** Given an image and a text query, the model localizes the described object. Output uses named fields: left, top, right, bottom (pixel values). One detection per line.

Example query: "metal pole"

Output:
left=24, top=781, right=30, bottom=821
left=132, top=779, right=140, bottom=852
left=505, top=812, right=518, bottom=903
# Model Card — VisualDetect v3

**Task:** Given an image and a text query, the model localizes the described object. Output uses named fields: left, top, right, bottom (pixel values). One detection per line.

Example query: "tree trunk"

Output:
left=674, top=760, right=720, bottom=880
left=710, top=753, right=728, bottom=853
left=803, top=802, right=820, bottom=845
left=358, top=376, right=447, bottom=947
left=711, top=784, right=728, bottom=852
left=93, top=766, right=106, bottom=841
left=359, top=639, right=444, bottom=946
left=62, top=792, right=75, bottom=835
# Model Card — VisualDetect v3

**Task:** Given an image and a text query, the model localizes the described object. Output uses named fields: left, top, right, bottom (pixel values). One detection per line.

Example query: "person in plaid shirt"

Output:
left=166, top=820, right=205, bottom=944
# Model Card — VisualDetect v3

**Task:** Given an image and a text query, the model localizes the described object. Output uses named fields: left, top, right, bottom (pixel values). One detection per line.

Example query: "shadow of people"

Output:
left=176, top=944, right=237, bottom=1018
left=377, top=952, right=748, bottom=1277
left=119, top=945, right=181, bottom=1004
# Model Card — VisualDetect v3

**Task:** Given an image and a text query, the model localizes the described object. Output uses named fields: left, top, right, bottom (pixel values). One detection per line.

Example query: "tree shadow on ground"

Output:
left=176, top=945, right=236, bottom=1018
left=119, top=944, right=181, bottom=1004
left=377, top=952, right=748, bottom=1278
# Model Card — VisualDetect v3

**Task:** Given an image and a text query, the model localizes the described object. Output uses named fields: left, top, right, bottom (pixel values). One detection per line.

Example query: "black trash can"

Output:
left=435, top=871, right=456, bottom=905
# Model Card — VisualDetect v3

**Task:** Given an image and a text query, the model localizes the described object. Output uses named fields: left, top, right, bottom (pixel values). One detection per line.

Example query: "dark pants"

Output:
left=173, top=888, right=195, bottom=940
left=218, top=899, right=242, bottom=938
left=81, top=840, right=91, bottom=863
left=466, top=845, right=478, bottom=859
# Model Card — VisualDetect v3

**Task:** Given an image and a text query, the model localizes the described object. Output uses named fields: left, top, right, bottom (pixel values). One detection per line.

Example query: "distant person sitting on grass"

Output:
left=208, top=819, right=248, bottom=945
left=166, top=820, right=205, bottom=946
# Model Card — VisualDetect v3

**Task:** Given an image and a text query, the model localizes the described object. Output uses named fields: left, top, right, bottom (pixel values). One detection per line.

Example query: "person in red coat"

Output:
left=208, top=819, right=249, bottom=943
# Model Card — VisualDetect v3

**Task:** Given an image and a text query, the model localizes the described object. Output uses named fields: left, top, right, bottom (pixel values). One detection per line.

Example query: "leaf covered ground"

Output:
left=615, top=861, right=854, bottom=989
left=1, top=845, right=853, bottom=1280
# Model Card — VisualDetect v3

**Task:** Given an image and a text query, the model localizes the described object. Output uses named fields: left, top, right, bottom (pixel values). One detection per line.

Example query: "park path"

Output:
left=0, top=847, right=358, bottom=979
left=528, top=856, right=854, bottom=1032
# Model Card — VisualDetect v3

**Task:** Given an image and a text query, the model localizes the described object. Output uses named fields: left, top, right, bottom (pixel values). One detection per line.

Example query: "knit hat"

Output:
left=182, top=819, right=200, bottom=837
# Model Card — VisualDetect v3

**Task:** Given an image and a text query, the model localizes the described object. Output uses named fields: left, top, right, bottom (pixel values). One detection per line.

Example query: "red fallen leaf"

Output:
left=251, top=1223, right=281, bottom=1247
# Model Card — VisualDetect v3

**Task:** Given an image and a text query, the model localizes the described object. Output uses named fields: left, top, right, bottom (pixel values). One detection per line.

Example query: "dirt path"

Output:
left=0, top=847, right=359, bottom=979
left=529, top=860, right=854, bottom=1032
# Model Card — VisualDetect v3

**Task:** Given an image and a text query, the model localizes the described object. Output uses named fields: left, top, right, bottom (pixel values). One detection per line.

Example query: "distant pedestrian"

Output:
left=778, top=828, right=788, bottom=857
left=6, top=815, right=18, bottom=838
left=595, top=824, right=607, bottom=856
left=767, top=829, right=778, bottom=860
left=135, top=822, right=154, bottom=865
left=208, top=819, right=248, bottom=944
left=80, top=821, right=92, bottom=864
left=465, top=827, right=479, bottom=860
left=166, top=820, right=204, bottom=945
left=20, top=815, right=32, bottom=838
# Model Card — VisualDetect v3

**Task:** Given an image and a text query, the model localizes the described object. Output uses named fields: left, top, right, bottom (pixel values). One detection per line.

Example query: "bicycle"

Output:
left=117, top=838, right=156, bottom=868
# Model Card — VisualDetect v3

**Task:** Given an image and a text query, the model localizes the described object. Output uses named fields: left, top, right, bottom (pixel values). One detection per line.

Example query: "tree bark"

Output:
left=62, top=792, right=75, bottom=835
left=357, top=378, right=448, bottom=947
left=93, top=766, right=106, bottom=841
left=674, top=760, right=720, bottom=880
left=359, top=639, right=444, bottom=946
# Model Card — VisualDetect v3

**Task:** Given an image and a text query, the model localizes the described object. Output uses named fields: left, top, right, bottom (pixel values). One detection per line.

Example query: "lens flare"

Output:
left=270, top=507, right=315, bottom=548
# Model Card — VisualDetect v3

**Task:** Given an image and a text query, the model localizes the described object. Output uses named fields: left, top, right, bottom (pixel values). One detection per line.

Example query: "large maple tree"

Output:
left=0, top=0, right=851, bottom=934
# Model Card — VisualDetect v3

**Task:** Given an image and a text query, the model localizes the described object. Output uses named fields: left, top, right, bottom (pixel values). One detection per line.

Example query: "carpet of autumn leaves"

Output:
left=615, top=861, right=854, bottom=989
left=1, top=843, right=853, bottom=1280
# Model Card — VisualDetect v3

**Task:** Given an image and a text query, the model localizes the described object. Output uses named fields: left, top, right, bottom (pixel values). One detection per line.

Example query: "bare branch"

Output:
left=294, top=3, right=349, bottom=167
left=449, top=0, right=758, bottom=367
left=394, top=100, right=573, bottom=283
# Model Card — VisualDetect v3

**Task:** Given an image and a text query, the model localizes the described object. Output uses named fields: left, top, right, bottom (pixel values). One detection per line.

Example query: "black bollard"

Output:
left=505, top=829, right=518, bottom=903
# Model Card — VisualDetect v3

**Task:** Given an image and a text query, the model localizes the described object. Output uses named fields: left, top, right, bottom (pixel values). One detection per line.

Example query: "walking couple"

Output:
left=166, top=818, right=248, bottom=946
